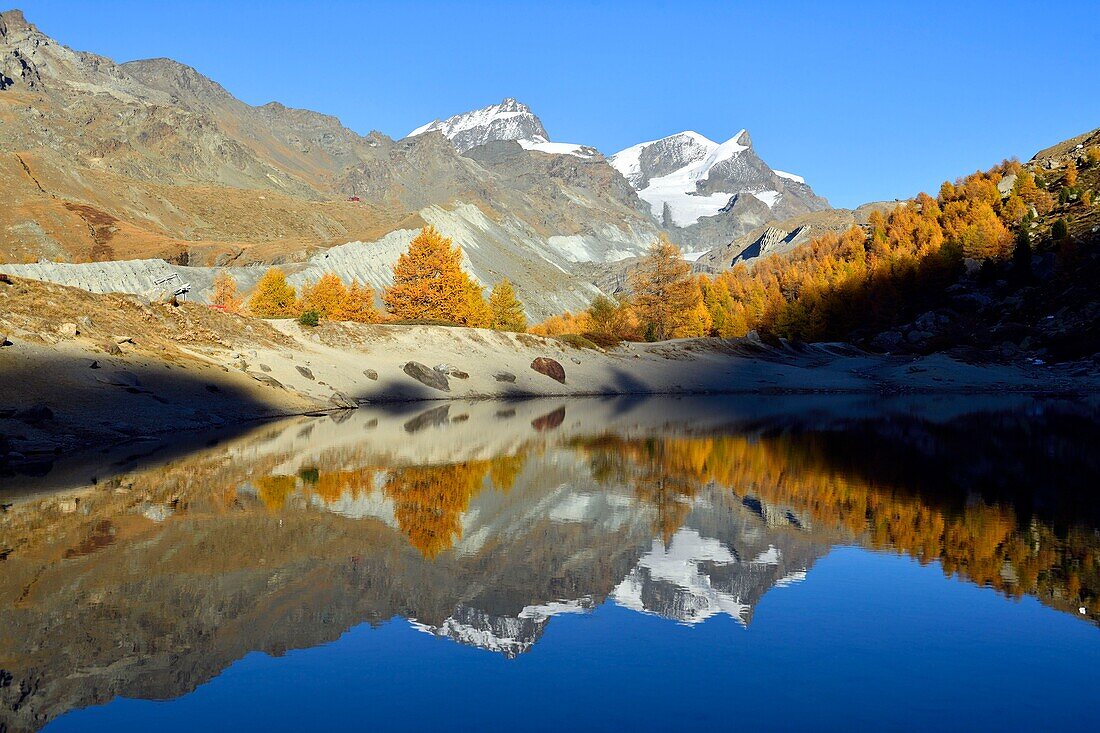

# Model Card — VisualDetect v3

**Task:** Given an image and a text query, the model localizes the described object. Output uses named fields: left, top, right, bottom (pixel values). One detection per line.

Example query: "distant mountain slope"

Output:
left=406, top=97, right=597, bottom=158
left=0, top=9, right=666, bottom=317
left=0, top=7, right=833, bottom=315
left=611, top=129, right=827, bottom=222
left=608, top=130, right=829, bottom=247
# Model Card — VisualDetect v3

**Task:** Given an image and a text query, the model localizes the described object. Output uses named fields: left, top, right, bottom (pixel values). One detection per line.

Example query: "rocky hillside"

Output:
left=0, top=7, right=839, bottom=316
left=0, top=10, right=665, bottom=317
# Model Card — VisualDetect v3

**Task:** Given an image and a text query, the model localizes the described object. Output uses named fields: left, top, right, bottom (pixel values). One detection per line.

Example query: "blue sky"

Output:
left=16, top=0, right=1100, bottom=207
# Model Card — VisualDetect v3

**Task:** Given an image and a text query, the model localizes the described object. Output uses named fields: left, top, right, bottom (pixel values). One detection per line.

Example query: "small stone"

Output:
left=88, top=360, right=100, bottom=369
left=259, top=363, right=272, bottom=373
left=0, top=334, right=11, bottom=347
left=362, top=368, right=378, bottom=381
left=295, top=365, right=315, bottom=380
left=249, top=373, right=285, bottom=390
left=102, top=342, right=123, bottom=356
left=16, top=404, right=53, bottom=423
left=493, top=371, right=517, bottom=383
left=77, top=315, right=93, bottom=327
left=114, top=335, right=134, bottom=344
left=329, top=391, right=358, bottom=409
left=434, top=363, right=469, bottom=379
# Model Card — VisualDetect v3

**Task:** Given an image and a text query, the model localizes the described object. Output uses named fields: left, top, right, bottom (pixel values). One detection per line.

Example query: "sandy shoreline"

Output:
left=4, top=314, right=1100, bottom=470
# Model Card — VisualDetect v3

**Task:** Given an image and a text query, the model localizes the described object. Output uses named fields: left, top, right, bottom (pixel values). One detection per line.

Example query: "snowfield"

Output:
left=609, top=129, right=794, bottom=226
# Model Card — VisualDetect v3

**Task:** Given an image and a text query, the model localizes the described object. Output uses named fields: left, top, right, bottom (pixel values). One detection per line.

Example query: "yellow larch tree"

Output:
left=460, top=279, right=492, bottom=328
left=247, top=268, right=298, bottom=318
left=340, top=281, right=381, bottom=323
left=383, top=226, right=484, bottom=324
left=1064, top=160, right=1078, bottom=188
left=298, top=272, right=348, bottom=319
left=628, top=234, right=705, bottom=340
left=488, top=278, right=527, bottom=332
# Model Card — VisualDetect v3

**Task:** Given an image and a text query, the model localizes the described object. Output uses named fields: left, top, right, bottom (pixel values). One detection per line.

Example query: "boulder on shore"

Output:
left=530, top=357, right=566, bottom=384
left=403, top=361, right=450, bottom=392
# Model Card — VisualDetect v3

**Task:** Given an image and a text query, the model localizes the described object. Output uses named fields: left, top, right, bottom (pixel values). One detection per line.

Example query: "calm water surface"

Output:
left=2, top=396, right=1099, bottom=732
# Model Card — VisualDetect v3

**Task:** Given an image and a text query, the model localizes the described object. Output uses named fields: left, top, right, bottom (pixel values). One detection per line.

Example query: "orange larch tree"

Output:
left=212, top=271, right=243, bottom=313
left=383, top=226, right=484, bottom=325
left=299, top=272, right=349, bottom=319
left=247, top=268, right=297, bottom=318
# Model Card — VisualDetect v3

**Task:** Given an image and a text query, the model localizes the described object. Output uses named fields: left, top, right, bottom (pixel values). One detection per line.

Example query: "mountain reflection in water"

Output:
left=1, top=395, right=1099, bottom=732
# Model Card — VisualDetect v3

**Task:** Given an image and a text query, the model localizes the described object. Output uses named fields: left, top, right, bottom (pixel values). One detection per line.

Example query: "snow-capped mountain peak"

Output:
left=609, top=129, right=823, bottom=227
left=406, top=97, right=594, bottom=159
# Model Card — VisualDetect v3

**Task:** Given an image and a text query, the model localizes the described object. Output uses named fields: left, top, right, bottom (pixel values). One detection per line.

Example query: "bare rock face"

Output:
left=530, top=357, right=566, bottom=384
left=403, top=361, right=449, bottom=392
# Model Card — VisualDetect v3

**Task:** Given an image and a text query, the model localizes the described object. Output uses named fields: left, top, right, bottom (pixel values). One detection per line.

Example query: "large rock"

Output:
left=57, top=322, right=79, bottom=339
left=329, top=391, right=358, bottom=409
left=403, top=361, right=450, bottom=392
left=249, top=372, right=285, bottom=390
left=530, top=357, right=566, bottom=384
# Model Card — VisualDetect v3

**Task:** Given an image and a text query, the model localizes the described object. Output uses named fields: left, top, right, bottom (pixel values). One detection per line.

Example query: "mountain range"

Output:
left=0, top=8, right=831, bottom=315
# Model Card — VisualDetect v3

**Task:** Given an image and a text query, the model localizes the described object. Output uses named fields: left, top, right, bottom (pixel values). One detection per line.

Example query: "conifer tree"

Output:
left=248, top=268, right=297, bottom=318
left=460, top=278, right=493, bottom=328
left=212, top=271, right=243, bottom=313
left=488, top=278, right=527, bottom=332
left=1064, top=160, right=1078, bottom=188
left=383, top=226, right=480, bottom=323
left=586, top=294, right=633, bottom=341
left=299, top=272, right=348, bottom=319
left=340, top=281, right=381, bottom=323
left=628, top=235, right=704, bottom=341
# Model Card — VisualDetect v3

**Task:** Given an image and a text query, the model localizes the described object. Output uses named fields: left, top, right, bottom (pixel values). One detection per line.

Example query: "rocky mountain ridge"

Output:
left=0, top=9, right=670, bottom=317
left=0, top=7, right=835, bottom=314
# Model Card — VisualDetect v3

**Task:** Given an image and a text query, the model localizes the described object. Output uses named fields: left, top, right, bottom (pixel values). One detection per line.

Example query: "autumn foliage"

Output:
left=488, top=278, right=527, bottom=332
left=298, top=272, right=380, bottom=323
left=628, top=234, right=709, bottom=340
left=212, top=272, right=243, bottom=313
left=247, top=268, right=298, bottom=318
left=383, top=226, right=489, bottom=326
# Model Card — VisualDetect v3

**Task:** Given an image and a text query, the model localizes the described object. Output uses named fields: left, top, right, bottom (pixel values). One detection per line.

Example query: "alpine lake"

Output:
left=2, top=395, right=1099, bottom=732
